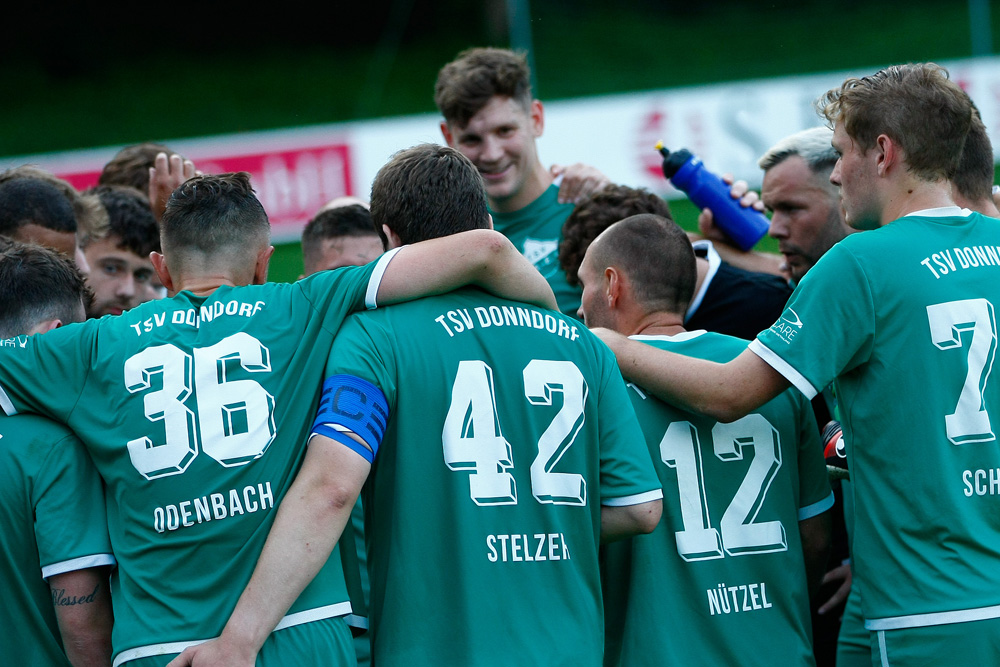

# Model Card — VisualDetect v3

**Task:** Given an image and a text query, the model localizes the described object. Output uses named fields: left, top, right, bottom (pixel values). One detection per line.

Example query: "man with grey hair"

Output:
left=758, top=126, right=856, bottom=286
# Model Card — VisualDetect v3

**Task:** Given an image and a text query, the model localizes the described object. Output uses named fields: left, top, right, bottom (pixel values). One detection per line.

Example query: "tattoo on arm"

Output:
left=51, top=584, right=101, bottom=607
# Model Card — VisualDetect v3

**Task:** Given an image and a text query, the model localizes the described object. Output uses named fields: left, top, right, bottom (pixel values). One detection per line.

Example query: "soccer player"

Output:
left=594, top=63, right=1000, bottom=664
left=0, top=171, right=557, bottom=667
left=435, top=47, right=609, bottom=316
left=576, top=214, right=832, bottom=666
left=0, top=239, right=115, bottom=667
left=169, top=145, right=663, bottom=667
left=300, top=199, right=383, bottom=275
left=81, top=185, right=164, bottom=318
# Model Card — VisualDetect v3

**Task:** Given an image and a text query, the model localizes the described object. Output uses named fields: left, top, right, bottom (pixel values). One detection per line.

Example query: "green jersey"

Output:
left=0, top=412, right=114, bottom=666
left=322, top=288, right=662, bottom=667
left=490, top=183, right=581, bottom=316
left=602, top=332, right=832, bottom=667
left=752, top=208, right=1000, bottom=630
left=0, top=252, right=397, bottom=665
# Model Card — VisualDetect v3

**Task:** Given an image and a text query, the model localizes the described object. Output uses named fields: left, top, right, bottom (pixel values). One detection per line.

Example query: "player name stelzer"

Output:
left=486, top=532, right=570, bottom=563
left=434, top=306, right=580, bottom=341
left=153, top=482, right=274, bottom=533
left=707, top=581, right=773, bottom=616
left=130, top=300, right=267, bottom=336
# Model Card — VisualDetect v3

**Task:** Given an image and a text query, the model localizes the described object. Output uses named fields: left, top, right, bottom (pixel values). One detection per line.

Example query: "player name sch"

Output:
left=434, top=306, right=581, bottom=341
left=130, top=300, right=268, bottom=336
left=486, top=532, right=571, bottom=563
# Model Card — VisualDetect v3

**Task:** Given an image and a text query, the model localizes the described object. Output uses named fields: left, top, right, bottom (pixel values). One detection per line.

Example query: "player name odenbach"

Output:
left=153, top=482, right=274, bottom=533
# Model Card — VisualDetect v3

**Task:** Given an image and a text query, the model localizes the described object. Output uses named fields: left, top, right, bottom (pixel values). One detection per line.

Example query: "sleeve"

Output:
left=0, top=321, right=97, bottom=422
left=323, top=313, right=398, bottom=424
left=34, top=431, right=114, bottom=579
left=299, top=248, right=402, bottom=324
left=595, top=345, right=663, bottom=507
left=793, top=394, right=835, bottom=520
left=750, top=243, right=876, bottom=400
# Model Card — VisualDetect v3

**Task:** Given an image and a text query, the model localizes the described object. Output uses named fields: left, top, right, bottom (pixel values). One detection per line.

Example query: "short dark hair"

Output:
left=0, top=176, right=78, bottom=237
left=301, top=204, right=376, bottom=267
left=84, top=184, right=161, bottom=257
left=99, top=142, right=174, bottom=194
left=587, top=214, right=696, bottom=316
left=0, top=166, right=107, bottom=240
left=819, top=62, right=973, bottom=181
left=559, top=184, right=673, bottom=287
left=0, top=240, right=91, bottom=338
left=434, top=47, right=533, bottom=127
left=370, top=144, right=491, bottom=247
left=953, top=106, right=995, bottom=204
left=160, top=172, right=270, bottom=267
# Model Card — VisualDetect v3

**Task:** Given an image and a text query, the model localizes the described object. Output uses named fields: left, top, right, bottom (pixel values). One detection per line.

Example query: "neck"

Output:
left=881, top=177, right=957, bottom=225
left=171, top=275, right=242, bottom=297
left=629, top=311, right=687, bottom=337
left=489, top=162, right=552, bottom=213
left=693, top=257, right=709, bottom=294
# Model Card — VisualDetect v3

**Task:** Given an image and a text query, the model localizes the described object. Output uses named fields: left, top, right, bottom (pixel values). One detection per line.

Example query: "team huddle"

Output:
left=1, top=48, right=999, bottom=667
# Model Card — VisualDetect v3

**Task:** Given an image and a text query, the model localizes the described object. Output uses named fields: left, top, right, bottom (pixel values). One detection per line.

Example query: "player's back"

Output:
left=602, top=330, right=832, bottom=667
left=326, top=287, right=659, bottom=667
left=0, top=265, right=380, bottom=663
left=0, top=412, right=113, bottom=667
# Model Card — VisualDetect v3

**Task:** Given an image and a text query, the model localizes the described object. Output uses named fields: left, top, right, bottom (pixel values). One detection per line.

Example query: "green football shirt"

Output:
left=602, top=332, right=832, bottom=667
left=320, top=288, right=662, bottom=667
left=490, top=182, right=582, bottom=317
left=752, top=208, right=1000, bottom=630
left=0, top=252, right=396, bottom=665
left=0, top=413, right=114, bottom=666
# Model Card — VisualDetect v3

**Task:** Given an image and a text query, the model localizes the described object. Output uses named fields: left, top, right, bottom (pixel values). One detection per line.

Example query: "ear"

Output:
left=530, top=100, right=545, bottom=138
left=150, top=252, right=174, bottom=293
left=254, top=245, right=275, bottom=285
left=27, top=319, right=63, bottom=335
left=440, top=121, right=455, bottom=147
left=604, top=265, right=622, bottom=308
left=874, top=134, right=896, bottom=176
left=486, top=213, right=494, bottom=231
left=381, top=224, right=404, bottom=250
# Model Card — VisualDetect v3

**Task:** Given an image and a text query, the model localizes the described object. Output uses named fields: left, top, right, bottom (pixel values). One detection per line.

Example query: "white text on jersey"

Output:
left=153, top=482, right=274, bottom=533
left=486, top=533, right=571, bottom=562
left=919, top=245, right=1000, bottom=279
left=130, top=300, right=267, bottom=336
left=707, top=581, right=773, bottom=616
left=434, top=306, right=580, bottom=341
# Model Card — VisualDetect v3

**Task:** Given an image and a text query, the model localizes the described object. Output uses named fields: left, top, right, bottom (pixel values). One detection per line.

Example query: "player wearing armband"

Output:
left=169, top=144, right=662, bottom=667
left=593, top=64, right=1000, bottom=665
left=0, top=172, right=558, bottom=667
left=577, top=215, right=833, bottom=666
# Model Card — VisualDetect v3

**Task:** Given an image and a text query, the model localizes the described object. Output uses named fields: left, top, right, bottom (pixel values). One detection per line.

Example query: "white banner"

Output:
left=5, top=56, right=1000, bottom=242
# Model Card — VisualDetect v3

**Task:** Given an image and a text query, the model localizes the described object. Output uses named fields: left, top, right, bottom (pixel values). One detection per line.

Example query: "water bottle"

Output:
left=656, top=142, right=770, bottom=251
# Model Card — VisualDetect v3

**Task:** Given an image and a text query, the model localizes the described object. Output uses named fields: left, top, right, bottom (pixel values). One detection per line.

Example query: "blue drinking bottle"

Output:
left=656, top=142, right=770, bottom=251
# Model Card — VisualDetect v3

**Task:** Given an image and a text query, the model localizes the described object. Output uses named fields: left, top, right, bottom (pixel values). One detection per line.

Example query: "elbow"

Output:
left=635, top=500, right=662, bottom=534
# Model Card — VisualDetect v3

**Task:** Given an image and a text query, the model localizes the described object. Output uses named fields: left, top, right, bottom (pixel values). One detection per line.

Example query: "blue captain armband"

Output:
left=310, top=375, right=389, bottom=464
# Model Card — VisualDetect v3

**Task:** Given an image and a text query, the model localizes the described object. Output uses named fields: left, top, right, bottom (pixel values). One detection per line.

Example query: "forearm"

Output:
left=51, top=568, right=113, bottom=667
left=799, top=513, right=833, bottom=599
left=376, top=230, right=558, bottom=310
left=214, top=444, right=369, bottom=655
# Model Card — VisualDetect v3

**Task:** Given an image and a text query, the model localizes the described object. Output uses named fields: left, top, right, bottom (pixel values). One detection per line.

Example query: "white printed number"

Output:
left=927, top=299, right=997, bottom=445
left=661, top=414, right=786, bottom=561
left=443, top=359, right=587, bottom=506
left=124, top=333, right=276, bottom=479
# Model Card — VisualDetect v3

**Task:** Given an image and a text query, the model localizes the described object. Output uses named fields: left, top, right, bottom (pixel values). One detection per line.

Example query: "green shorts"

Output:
left=836, top=585, right=870, bottom=667
left=121, top=616, right=356, bottom=667
left=870, top=615, right=1000, bottom=667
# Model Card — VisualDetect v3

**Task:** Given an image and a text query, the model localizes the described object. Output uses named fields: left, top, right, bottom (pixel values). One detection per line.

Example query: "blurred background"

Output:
left=2, top=0, right=997, bottom=280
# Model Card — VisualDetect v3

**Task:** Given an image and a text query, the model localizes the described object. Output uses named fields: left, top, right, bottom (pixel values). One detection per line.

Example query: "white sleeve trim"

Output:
left=867, top=602, right=1000, bottom=631
left=42, top=553, right=116, bottom=579
left=602, top=489, right=663, bottom=507
left=748, top=339, right=819, bottom=400
left=365, top=246, right=403, bottom=310
left=0, top=384, right=16, bottom=416
left=798, top=491, right=835, bottom=521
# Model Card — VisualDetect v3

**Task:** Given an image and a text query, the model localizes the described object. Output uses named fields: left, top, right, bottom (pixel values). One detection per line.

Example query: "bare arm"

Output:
left=167, top=438, right=371, bottom=667
left=600, top=499, right=662, bottom=544
left=592, top=329, right=790, bottom=422
left=376, top=229, right=558, bottom=311
left=50, top=567, right=113, bottom=667
left=799, top=511, right=833, bottom=600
